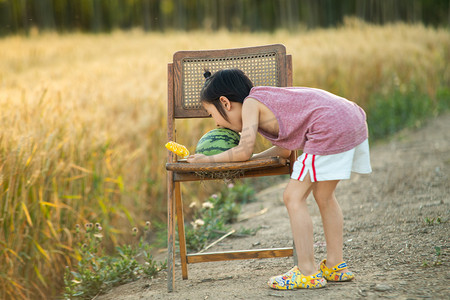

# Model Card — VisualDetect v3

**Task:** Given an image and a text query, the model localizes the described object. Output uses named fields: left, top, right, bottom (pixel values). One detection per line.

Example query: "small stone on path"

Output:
left=374, top=283, right=393, bottom=292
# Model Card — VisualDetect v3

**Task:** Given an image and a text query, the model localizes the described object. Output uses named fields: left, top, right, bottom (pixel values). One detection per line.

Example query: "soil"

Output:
left=98, top=114, right=449, bottom=300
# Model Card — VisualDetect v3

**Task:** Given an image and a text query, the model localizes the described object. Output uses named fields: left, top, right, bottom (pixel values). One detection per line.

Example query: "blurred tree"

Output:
left=0, top=0, right=448, bottom=35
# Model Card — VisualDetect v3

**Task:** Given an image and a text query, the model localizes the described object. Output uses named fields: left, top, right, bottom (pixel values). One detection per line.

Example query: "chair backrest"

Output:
left=169, top=44, right=292, bottom=119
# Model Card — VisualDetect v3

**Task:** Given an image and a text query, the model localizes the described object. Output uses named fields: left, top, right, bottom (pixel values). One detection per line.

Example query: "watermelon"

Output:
left=195, top=128, right=240, bottom=156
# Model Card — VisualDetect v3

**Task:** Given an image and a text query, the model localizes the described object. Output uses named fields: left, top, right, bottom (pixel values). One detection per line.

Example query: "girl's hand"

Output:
left=186, top=153, right=208, bottom=163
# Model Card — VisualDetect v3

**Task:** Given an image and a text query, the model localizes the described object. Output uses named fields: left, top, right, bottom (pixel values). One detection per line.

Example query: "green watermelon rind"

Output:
left=195, top=128, right=240, bottom=156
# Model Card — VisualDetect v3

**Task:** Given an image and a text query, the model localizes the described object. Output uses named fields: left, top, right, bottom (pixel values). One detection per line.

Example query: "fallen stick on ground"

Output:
left=211, top=230, right=252, bottom=237
left=199, top=229, right=236, bottom=253
left=238, top=207, right=268, bottom=222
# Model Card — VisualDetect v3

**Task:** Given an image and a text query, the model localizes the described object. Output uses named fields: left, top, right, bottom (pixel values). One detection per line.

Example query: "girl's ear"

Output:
left=219, top=96, right=231, bottom=111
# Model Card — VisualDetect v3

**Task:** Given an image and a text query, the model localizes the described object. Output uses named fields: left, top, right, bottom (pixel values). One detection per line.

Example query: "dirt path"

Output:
left=99, top=114, right=449, bottom=300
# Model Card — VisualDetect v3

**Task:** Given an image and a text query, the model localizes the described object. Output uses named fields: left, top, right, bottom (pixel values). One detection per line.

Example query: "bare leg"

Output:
left=283, top=174, right=316, bottom=275
left=313, top=180, right=348, bottom=271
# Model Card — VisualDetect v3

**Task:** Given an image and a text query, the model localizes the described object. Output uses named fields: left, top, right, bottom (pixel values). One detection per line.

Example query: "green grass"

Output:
left=185, top=182, right=256, bottom=252
left=63, top=222, right=165, bottom=299
left=367, top=84, right=450, bottom=141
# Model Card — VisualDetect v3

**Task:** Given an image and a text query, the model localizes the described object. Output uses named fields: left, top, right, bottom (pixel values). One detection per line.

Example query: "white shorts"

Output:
left=291, top=139, right=372, bottom=182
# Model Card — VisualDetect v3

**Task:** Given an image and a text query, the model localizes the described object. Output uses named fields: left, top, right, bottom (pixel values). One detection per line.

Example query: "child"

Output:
left=187, top=69, right=372, bottom=290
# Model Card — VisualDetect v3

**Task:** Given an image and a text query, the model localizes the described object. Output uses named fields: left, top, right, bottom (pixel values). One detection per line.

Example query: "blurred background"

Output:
left=0, top=1, right=449, bottom=299
left=0, top=0, right=449, bottom=34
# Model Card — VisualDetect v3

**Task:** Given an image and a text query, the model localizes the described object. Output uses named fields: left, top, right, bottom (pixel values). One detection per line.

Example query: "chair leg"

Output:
left=167, top=173, right=175, bottom=292
left=175, top=182, right=188, bottom=279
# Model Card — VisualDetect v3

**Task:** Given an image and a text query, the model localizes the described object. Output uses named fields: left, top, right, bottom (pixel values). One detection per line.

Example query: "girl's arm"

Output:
left=252, top=146, right=292, bottom=160
left=187, top=99, right=259, bottom=163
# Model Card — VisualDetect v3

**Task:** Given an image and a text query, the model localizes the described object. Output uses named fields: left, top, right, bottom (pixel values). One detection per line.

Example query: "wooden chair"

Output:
left=166, top=44, right=297, bottom=292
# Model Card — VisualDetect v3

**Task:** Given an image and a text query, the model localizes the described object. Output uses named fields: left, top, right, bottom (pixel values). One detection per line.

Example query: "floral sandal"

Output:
left=268, top=266, right=327, bottom=290
left=319, top=259, right=355, bottom=282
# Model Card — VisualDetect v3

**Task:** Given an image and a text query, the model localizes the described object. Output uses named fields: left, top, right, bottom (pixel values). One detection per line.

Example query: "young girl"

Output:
left=187, top=69, right=372, bottom=290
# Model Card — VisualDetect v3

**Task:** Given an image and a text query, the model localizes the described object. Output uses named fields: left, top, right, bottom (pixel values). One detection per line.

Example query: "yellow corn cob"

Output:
left=165, top=141, right=190, bottom=158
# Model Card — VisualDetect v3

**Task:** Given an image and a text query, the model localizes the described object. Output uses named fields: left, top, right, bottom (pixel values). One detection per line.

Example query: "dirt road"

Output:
left=99, top=114, right=449, bottom=299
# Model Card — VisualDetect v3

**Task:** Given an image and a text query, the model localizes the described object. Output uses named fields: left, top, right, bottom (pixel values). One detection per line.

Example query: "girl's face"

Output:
left=203, top=97, right=243, bottom=132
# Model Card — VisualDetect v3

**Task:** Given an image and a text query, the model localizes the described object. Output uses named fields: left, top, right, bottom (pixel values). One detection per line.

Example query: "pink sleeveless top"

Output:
left=246, top=86, right=368, bottom=155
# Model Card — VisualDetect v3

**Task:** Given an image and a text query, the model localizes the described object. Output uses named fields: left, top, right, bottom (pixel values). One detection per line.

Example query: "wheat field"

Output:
left=0, top=20, right=449, bottom=298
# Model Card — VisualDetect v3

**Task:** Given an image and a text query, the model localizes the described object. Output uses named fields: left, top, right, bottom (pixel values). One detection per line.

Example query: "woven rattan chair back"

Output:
left=171, top=44, right=290, bottom=118
left=166, top=44, right=295, bottom=292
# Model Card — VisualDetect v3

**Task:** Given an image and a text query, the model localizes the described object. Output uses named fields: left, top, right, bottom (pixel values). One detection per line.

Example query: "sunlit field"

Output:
left=1, top=20, right=449, bottom=298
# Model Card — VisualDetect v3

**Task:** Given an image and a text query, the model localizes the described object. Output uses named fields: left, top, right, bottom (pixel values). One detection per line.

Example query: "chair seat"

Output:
left=166, top=157, right=290, bottom=182
left=166, top=156, right=287, bottom=172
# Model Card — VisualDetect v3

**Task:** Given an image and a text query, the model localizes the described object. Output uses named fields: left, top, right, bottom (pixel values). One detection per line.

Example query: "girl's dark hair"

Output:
left=200, top=69, right=253, bottom=120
